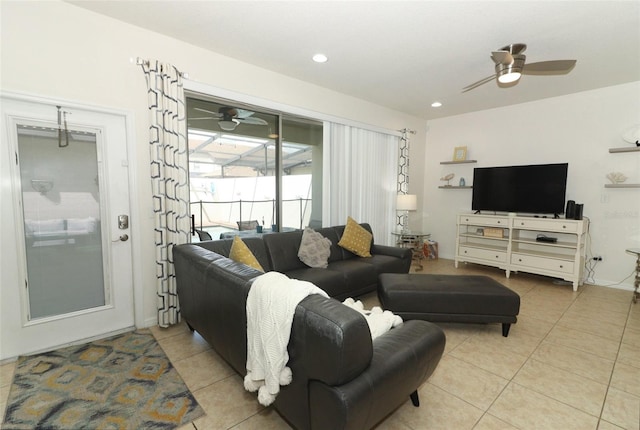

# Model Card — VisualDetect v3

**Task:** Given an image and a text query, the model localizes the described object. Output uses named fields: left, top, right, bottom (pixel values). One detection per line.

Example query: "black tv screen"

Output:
left=471, top=163, right=568, bottom=215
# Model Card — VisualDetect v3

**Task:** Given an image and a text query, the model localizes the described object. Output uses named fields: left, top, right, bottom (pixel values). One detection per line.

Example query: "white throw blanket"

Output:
left=342, top=298, right=403, bottom=339
left=244, top=271, right=328, bottom=406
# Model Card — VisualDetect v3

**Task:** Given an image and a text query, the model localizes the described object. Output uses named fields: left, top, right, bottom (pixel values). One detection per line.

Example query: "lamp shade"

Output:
left=396, top=194, right=417, bottom=211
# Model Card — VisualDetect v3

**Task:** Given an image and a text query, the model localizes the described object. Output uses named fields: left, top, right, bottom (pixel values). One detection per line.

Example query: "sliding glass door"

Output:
left=186, top=96, right=322, bottom=240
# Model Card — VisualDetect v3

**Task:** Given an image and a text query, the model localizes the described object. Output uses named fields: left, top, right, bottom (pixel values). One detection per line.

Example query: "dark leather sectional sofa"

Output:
left=173, top=223, right=446, bottom=430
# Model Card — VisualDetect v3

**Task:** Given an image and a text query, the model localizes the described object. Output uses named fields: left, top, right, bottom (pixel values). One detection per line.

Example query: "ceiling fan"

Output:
left=191, top=107, right=268, bottom=131
left=462, top=43, right=577, bottom=93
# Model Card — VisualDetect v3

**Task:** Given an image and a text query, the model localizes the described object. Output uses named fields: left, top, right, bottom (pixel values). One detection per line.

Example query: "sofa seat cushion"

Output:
left=325, top=260, right=378, bottom=300
left=285, top=268, right=347, bottom=298
left=360, top=254, right=409, bottom=275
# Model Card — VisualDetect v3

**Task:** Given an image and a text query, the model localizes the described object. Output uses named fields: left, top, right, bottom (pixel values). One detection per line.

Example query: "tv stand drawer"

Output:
left=459, top=246, right=507, bottom=262
left=513, top=218, right=578, bottom=233
left=459, top=215, right=509, bottom=228
left=511, top=253, right=575, bottom=274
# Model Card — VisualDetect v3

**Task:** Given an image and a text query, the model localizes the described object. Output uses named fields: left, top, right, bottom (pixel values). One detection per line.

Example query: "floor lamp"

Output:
left=397, top=194, right=417, bottom=233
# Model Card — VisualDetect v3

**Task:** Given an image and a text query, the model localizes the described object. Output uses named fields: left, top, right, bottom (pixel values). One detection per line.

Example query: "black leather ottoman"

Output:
left=378, top=274, right=520, bottom=337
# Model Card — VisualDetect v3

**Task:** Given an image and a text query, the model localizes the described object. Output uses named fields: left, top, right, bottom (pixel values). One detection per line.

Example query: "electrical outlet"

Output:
left=593, top=256, right=603, bottom=261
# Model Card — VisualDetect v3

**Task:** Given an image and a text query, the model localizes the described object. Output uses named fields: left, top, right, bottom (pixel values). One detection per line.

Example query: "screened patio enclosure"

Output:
left=186, top=96, right=323, bottom=241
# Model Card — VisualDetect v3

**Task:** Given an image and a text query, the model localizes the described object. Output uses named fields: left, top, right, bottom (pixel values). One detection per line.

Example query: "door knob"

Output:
left=112, top=234, right=129, bottom=242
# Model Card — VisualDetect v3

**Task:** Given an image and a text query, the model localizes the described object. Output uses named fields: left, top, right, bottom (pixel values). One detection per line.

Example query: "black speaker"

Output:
left=574, top=204, right=583, bottom=220
left=565, top=200, right=576, bottom=219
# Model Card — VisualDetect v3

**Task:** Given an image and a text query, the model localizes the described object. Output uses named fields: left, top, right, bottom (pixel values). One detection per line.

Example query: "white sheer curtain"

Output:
left=323, top=123, right=400, bottom=245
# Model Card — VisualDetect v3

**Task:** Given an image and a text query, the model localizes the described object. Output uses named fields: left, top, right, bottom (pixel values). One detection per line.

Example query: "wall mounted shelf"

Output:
left=609, top=147, right=640, bottom=153
left=440, top=160, right=478, bottom=165
left=438, top=186, right=473, bottom=189
left=604, top=184, right=640, bottom=188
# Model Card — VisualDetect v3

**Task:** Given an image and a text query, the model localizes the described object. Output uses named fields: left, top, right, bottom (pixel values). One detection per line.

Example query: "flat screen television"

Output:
left=471, top=163, right=568, bottom=215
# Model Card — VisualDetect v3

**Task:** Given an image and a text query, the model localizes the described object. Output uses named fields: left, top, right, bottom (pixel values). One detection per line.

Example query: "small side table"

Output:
left=392, top=232, right=430, bottom=271
left=627, top=248, right=640, bottom=304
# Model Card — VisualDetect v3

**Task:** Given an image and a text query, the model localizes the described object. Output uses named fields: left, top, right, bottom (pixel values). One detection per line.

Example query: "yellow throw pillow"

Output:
left=338, top=217, right=372, bottom=257
left=230, top=236, right=264, bottom=272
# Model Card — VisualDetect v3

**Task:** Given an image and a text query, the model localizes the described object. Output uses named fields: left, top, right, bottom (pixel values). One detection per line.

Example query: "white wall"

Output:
left=422, top=82, right=640, bottom=288
left=0, top=0, right=426, bottom=337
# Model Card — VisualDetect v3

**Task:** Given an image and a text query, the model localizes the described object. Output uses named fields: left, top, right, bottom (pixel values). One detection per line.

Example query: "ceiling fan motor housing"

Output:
left=495, top=54, right=526, bottom=82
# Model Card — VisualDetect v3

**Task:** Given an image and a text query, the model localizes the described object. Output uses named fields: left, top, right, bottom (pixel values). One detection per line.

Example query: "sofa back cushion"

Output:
left=313, top=228, right=345, bottom=263
left=262, top=230, right=306, bottom=272
left=196, top=237, right=272, bottom=272
left=331, top=223, right=375, bottom=260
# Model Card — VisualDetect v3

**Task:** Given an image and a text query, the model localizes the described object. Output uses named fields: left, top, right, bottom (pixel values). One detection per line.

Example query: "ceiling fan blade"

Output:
left=462, top=74, right=496, bottom=93
left=491, top=51, right=513, bottom=65
left=239, top=117, right=268, bottom=126
left=195, top=107, right=222, bottom=117
left=522, top=60, right=577, bottom=75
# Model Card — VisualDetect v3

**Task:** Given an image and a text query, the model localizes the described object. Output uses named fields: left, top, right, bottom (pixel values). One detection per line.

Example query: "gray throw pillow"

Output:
left=298, top=227, right=331, bottom=268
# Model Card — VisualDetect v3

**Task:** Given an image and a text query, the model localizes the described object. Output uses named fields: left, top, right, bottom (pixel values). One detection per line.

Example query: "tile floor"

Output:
left=1, top=259, right=639, bottom=429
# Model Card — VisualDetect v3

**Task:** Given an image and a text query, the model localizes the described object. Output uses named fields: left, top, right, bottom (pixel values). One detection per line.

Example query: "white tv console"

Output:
left=455, top=213, right=589, bottom=291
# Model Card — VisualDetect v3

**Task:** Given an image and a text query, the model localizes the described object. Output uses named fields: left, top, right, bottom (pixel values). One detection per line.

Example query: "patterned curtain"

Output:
left=397, top=129, right=411, bottom=231
left=141, top=60, right=190, bottom=327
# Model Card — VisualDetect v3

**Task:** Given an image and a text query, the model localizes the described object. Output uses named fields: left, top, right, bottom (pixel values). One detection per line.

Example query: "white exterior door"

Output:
left=1, top=94, right=135, bottom=360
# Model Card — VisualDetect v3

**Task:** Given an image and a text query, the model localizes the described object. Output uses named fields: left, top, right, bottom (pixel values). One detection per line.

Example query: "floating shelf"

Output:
left=604, top=184, right=640, bottom=188
left=609, top=147, right=640, bottom=153
left=440, top=160, right=478, bottom=165
left=438, top=186, right=473, bottom=189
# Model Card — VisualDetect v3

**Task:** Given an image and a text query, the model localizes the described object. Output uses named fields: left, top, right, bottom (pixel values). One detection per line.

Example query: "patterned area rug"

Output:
left=2, top=329, right=204, bottom=429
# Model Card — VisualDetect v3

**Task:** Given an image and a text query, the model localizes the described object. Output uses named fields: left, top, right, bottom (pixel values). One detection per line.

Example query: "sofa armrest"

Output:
left=371, top=243, right=412, bottom=260
left=309, top=320, right=446, bottom=430
left=288, top=295, right=373, bottom=386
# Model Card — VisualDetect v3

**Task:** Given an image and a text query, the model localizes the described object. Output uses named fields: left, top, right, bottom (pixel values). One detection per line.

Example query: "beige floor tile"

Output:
left=192, top=375, right=264, bottom=429
left=545, top=325, right=620, bottom=360
left=373, top=411, right=414, bottom=430
left=1, top=384, right=10, bottom=420
left=580, top=284, right=634, bottom=304
left=229, top=408, right=293, bottom=429
left=428, top=355, right=509, bottom=410
left=602, top=387, right=640, bottom=430
left=597, top=419, right=626, bottom=430
left=149, top=320, right=193, bottom=340
left=472, top=413, right=519, bottom=430
left=513, top=359, right=608, bottom=416
left=176, top=422, right=195, bottom=430
left=173, top=349, right=235, bottom=392
left=557, top=311, right=626, bottom=341
left=508, top=314, right=554, bottom=340
left=518, top=300, right=566, bottom=324
left=530, top=341, right=615, bottom=385
left=454, top=328, right=541, bottom=364
left=623, top=326, right=640, bottom=348
left=610, top=362, right=640, bottom=397
left=618, top=340, right=640, bottom=369
left=566, top=301, right=629, bottom=327
left=0, top=362, right=16, bottom=388
left=489, top=383, right=599, bottom=429
left=572, top=294, right=632, bottom=316
left=449, top=337, right=529, bottom=380
left=391, top=383, right=484, bottom=430
left=156, top=329, right=211, bottom=362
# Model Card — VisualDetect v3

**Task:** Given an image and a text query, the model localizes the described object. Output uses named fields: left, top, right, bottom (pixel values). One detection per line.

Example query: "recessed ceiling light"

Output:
left=312, top=53, right=328, bottom=63
left=431, top=102, right=443, bottom=108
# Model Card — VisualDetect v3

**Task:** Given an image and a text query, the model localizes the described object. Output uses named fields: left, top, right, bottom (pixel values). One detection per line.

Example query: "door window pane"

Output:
left=17, top=124, right=105, bottom=319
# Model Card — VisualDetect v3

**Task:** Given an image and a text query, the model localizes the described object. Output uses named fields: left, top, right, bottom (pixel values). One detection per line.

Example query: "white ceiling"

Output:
left=68, top=1, right=640, bottom=120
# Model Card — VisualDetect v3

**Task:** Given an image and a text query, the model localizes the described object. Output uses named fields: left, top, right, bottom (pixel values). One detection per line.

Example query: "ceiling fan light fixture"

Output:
left=497, top=71, right=521, bottom=83
left=218, top=119, right=239, bottom=131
